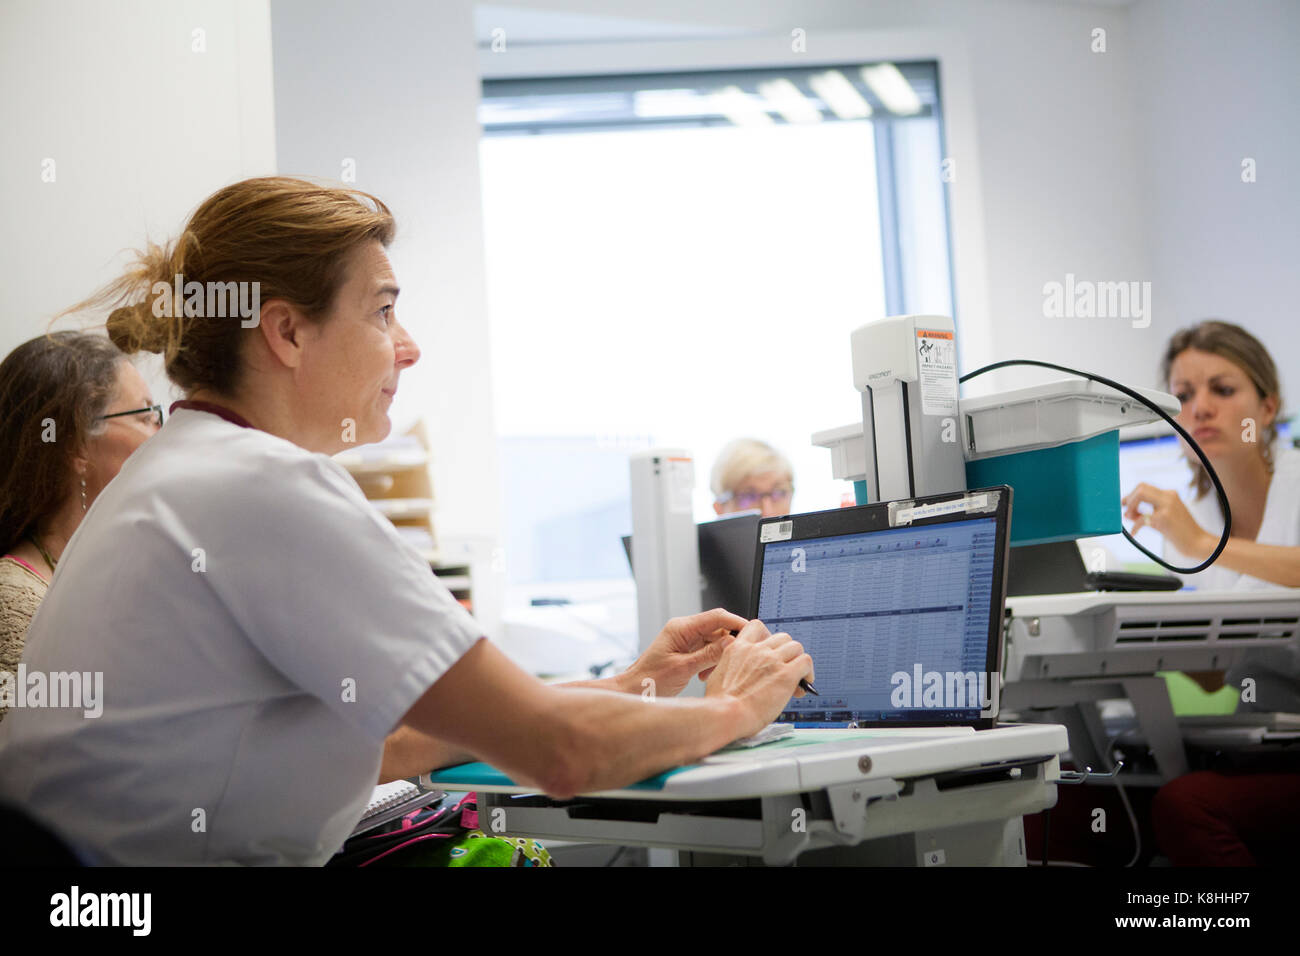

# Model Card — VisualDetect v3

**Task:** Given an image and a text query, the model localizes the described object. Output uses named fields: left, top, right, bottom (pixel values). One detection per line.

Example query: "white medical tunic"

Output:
left=0, top=407, right=482, bottom=865
left=1163, top=445, right=1300, bottom=711
left=1164, top=446, right=1300, bottom=591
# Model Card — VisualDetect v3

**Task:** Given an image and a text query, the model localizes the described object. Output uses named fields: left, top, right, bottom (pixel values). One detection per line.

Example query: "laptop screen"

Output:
left=752, top=491, right=1009, bottom=728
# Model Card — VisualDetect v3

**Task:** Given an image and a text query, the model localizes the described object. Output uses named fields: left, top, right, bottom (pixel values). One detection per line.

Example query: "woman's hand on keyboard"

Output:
left=704, top=619, right=814, bottom=737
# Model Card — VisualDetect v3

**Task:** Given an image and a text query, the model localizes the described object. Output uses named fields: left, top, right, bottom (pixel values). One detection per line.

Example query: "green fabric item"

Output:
left=1161, top=670, right=1240, bottom=716
left=407, top=831, right=554, bottom=867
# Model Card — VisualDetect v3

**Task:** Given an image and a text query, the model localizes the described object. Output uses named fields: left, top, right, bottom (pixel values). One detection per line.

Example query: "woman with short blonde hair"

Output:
left=711, top=438, right=795, bottom=518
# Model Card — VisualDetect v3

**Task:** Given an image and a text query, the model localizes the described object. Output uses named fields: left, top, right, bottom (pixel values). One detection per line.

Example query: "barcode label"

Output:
left=761, top=520, right=794, bottom=542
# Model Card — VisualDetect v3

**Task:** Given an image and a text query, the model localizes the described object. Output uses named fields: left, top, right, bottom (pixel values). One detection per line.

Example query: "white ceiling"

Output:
left=474, top=4, right=745, bottom=46
left=474, top=0, right=1141, bottom=47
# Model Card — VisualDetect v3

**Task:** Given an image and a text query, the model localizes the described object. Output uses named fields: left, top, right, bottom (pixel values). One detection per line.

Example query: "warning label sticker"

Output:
left=916, top=329, right=957, bottom=417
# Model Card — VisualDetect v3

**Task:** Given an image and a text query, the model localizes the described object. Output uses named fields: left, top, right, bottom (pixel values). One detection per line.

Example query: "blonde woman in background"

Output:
left=1128, top=319, right=1300, bottom=866
left=1126, top=320, right=1300, bottom=589
left=1130, top=321, right=1300, bottom=706
left=711, top=438, right=795, bottom=519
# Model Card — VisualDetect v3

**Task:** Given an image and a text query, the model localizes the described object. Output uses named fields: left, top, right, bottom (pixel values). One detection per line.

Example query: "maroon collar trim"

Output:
left=169, top=400, right=255, bottom=430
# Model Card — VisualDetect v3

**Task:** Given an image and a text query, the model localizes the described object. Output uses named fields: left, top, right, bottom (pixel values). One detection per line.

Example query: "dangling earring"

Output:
left=81, top=476, right=87, bottom=512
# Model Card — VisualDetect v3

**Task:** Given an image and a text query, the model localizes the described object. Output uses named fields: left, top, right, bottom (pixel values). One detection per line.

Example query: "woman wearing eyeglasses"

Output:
left=0, top=178, right=812, bottom=865
left=711, top=438, right=795, bottom=518
left=0, top=332, right=161, bottom=721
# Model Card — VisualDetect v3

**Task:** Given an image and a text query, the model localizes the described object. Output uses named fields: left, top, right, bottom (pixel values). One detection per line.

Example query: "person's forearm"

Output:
left=529, top=688, right=750, bottom=797
left=557, top=670, right=636, bottom=694
left=379, top=669, right=677, bottom=784
left=379, top=726, right=477, bottom=784
left=400, top=638, right=771, bottom=800
left=411, top=686, right=749, bottom=798
left=1198, top=536, right=1300, bottom=588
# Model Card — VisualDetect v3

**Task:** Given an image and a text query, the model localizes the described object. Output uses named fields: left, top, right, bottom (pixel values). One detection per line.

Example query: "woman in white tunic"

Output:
left=0, top=177, right=812, bottom=865
left=1123, top=320, right=1300, bottom=865
left=1127, top=321, right=1300, bottom=591
left=1124, top=320, right=1300, bottom=708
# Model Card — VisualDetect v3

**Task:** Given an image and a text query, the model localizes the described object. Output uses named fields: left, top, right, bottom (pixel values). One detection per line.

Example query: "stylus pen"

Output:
left=727, top=629, right=817, bottom=695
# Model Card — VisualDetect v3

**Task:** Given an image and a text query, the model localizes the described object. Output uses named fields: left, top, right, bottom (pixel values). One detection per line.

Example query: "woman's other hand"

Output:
left=1122, top=482, right=1216, bottom=560
left=704, top=619, right=814, bottom=736
left=624, top=607, right=746, bottom=697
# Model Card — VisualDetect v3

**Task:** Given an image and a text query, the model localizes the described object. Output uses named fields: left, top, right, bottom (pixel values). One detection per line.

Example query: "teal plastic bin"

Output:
left=854, top=432, right=1121, bottom=546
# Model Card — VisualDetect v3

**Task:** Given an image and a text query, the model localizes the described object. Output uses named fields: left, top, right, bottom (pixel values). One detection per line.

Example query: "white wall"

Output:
left=271, top=0, right=505, bottom=638
left=0, top=0, right=276, bottom=396
left=1131, top=0, right=1300, bottom=408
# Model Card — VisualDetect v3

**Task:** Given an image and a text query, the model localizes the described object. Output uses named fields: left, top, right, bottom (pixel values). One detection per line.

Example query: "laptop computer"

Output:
left=750, top=486, right=1013, bottom=730
left=426, top=486, right=1073, bottom=798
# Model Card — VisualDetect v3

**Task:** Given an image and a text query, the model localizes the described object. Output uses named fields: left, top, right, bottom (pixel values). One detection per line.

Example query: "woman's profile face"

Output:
left=1168, top=347, right=1278, bottom=464
left=297, top=240, right=421, bottom=451
left=83, top=361, right=159, bottom=501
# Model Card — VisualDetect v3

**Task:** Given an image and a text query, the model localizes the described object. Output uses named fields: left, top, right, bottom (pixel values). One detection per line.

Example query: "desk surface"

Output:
left=424, top=724, right=1069, bottom=801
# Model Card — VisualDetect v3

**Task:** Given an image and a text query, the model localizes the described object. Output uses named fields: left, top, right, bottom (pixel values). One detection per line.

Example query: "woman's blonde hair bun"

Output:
left=99, top=237, right=185, bottom=359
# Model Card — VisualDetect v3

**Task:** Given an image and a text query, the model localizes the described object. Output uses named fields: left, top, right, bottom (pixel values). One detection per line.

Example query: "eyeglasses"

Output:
left=720, top=488, right=793, bottom=510
left=97, top=404, right=164, bottom=428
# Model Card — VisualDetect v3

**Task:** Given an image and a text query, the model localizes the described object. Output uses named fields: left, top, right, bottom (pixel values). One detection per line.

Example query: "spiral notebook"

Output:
left=350, top=780, right=444, bottom=837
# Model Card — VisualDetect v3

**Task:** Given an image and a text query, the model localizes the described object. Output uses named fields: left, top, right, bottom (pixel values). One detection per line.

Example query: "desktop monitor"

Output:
left=622, top=512, right=760, bottom=618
